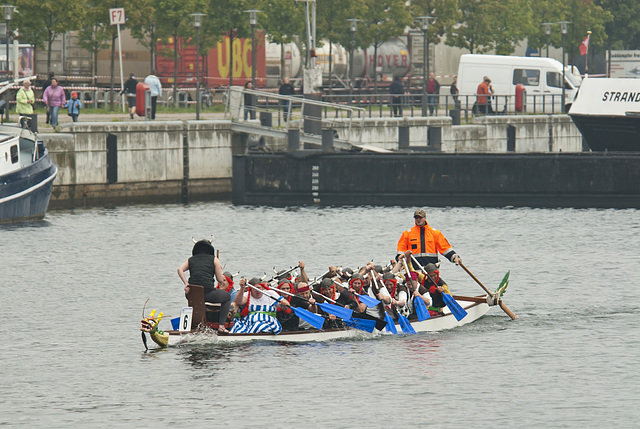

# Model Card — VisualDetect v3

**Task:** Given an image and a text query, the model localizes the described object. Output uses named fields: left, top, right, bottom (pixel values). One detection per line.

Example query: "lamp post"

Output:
left=189, top=13, right=205, bottom=120
left=347, top=18, right=359, bottom=99
left=417, top=15, right=434, bottom=116
left=244, top=9, right=261, bottom=88
left=417, top=16, right=434, bottom=91
left=559, top=21, right=570, bottom=112
left=1, top=4, right=14, bottom=121
left=542, top=22, right=552, bottom=57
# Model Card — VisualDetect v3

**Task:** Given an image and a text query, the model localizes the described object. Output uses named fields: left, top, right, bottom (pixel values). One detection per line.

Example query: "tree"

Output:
left=127, top=0, right=158, bottom=73
left=447, top=0, right=532, bottom=54
left=258, top=0, right=305, bottom=82
left=156, top=0, right=207, bottom=105
left=409, top=0, right=462, bottom=84
left=597, top=0, right=640, bottom=50
left=14, top=0, right=86, bottom=74
left=359, top=0, right=412, bottom=92
left=206, top=0, right=251, bottom=87
left=316, top=0, right=366, bottom=92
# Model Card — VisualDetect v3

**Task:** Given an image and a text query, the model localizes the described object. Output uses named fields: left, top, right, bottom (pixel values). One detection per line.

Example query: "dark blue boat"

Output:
left=0, top=123, right=57, bottom=224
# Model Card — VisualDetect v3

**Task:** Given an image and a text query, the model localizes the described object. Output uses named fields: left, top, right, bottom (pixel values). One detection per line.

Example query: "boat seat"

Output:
left=186, top=284, right=207, bottom=330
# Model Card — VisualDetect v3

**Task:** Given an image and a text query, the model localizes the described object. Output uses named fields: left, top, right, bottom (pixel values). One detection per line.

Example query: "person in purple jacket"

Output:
left=43, top=78, right=66, bottom=129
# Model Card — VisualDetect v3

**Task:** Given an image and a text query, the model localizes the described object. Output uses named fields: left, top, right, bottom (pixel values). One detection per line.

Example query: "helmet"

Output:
left=249, top=277, right=261, bottom=285
left=374, top=265, right=383, bottom=273
left=382, top=272, right=395, bottom=281
left=342, top=267, right=354, bottom=277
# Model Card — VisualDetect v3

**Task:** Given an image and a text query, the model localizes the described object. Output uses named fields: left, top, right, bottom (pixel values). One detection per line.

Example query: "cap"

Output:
left=424, top=263, right=439, bottom=273
left=249, top=277, right=261, bottom=285
left=71, top=91, right=78, bottom=97
left=414, top=209, right=426, bottom=218
left=410, top=272, right=418, bottom=280
left=320, top=278, right=333, bottom=289
left=382, top=272, right=395, bottom=281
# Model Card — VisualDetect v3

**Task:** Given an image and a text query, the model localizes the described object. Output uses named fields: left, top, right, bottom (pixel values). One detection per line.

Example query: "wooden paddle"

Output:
left=458, top=262, right=518, bottom=320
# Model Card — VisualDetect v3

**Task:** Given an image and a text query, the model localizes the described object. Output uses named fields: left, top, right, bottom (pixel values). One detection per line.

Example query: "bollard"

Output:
left=288, top=128, right=300, bottom=152
left=449, top=108, right=461, bottom=125
left=260, top=111, right=273, bottom=127
left=322, top=129, right=334, bottom=152
left=398, top=126, right=410, bottom=149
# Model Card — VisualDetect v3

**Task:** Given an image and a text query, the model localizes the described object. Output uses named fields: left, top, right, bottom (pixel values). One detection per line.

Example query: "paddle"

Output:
left=246, top=284, right=325, bottom=330
left=459, top=262, right=518, bottom=320
left=368, top=272, right=399, bottom=335
left=409, top=255, right=469, bottom=320
left=141, top=298, right=150, bottom=351
left=311, top=288, right=381, bottom=333
left=311, top=288, right=387, bottom=332
left=441, top=292, right=468, bottom=321
left=401, top=258, right=430, bottom=321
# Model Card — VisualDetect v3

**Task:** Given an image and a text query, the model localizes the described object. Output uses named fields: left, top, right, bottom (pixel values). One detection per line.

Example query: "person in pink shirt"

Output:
left=43, top=78, right=66, bottom=128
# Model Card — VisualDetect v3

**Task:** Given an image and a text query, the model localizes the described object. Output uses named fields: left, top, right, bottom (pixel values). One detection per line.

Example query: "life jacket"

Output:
left=396, top=222, right=454, bottom=263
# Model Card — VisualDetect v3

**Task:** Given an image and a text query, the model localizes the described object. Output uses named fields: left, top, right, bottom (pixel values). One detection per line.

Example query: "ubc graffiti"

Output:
left=217, top=37, right=253, bottom=79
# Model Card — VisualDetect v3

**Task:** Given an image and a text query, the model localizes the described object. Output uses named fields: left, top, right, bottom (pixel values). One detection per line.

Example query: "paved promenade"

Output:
left=8, top=110, right=228, bottom=132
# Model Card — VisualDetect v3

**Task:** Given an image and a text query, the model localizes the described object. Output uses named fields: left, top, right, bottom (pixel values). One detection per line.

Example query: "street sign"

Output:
left=109, top=8, right=125, bottom=26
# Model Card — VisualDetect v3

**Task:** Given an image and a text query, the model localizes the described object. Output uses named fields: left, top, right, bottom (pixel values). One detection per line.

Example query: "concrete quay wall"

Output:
left=42, top=115, right=587, bottom=208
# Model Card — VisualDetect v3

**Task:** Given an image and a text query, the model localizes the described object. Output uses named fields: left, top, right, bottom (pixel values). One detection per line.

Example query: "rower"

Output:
left=231, top=277, right=290, bottom=334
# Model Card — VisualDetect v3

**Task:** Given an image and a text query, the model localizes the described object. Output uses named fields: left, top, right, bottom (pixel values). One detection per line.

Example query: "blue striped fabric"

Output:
left=230, top=304, right=282, bottom=334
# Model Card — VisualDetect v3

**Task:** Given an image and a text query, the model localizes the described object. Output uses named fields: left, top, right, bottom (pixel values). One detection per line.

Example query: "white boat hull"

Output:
left=160, top=300, right=491, bottom=347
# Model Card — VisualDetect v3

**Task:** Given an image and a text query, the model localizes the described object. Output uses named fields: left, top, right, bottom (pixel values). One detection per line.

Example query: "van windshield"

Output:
left=547, top=72, right=562, bottom=88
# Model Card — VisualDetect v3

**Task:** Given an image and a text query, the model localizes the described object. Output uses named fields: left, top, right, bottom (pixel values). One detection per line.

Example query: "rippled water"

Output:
left=2, top=203, right=639, bottom=427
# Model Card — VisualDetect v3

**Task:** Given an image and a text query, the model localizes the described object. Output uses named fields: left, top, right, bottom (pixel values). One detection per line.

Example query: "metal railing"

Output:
left=321, top=92, right=565, bottom=120
left=225, top=87, right=367, bottom=144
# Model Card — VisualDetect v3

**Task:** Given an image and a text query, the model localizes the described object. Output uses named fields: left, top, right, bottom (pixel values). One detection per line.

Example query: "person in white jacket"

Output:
left=144, top=74, right=162, bottom=119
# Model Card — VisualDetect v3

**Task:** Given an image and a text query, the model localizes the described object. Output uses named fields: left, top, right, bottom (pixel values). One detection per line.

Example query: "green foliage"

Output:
left=597, top=0, right=640, bottom=49
left=14, top=0, right=86, bottom=71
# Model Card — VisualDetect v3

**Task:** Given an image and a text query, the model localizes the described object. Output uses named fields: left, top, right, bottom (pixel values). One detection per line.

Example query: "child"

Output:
left=64, top=91, right=82, bottom=122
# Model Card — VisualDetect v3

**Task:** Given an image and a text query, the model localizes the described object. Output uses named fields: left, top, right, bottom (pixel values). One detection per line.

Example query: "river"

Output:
left=2, top=203, right=639, bottom=427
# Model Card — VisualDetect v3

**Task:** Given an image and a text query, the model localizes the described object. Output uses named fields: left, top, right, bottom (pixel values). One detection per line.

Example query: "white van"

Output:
left=456, top=54, right=581, bottom=114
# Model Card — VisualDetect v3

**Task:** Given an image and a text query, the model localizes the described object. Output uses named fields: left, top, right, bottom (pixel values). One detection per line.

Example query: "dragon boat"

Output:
left=140, top=268, right=514, bottom=349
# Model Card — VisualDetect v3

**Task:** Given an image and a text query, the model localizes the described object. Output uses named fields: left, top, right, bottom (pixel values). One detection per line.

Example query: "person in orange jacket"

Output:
left=396, top=209, right=461, bottom=268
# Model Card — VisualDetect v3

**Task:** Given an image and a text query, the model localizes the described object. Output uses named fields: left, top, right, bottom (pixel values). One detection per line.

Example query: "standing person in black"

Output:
left=42, top=72, right=54, bottom=125
left=389, top=76, right=404, bottom=117
left=450, top=75, right=460, bottom=109
left=120, top=73, right=138, bottom=119
left=243, top=81, right=255, bottom=120
left=278, top=77, right=295, bottom=122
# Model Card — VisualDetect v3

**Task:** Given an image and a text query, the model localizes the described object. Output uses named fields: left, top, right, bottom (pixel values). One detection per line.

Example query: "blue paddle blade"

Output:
left=358, top=294, right=381, bottom=308
left=414, top=296, right=431, bottom=321
left=397, top=314, right=417, bottom=334
left=344, top=317, right=377, bottom=333
left=384, top=312, right=398, bottom=334
left=443, top=293, right=468, bottom=321
left=317, top=302, right=353, bottom=321
left=292, top=307, right=325, bottom=330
